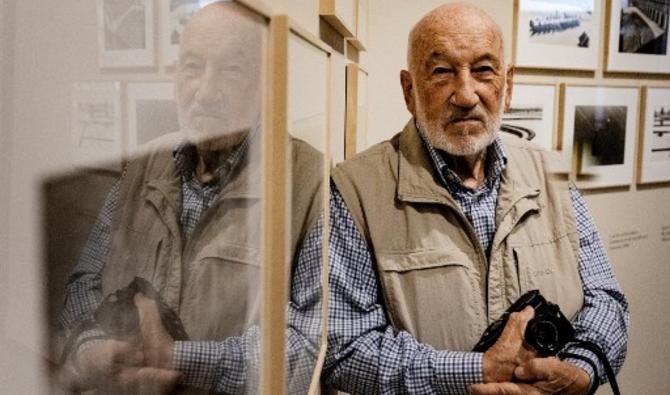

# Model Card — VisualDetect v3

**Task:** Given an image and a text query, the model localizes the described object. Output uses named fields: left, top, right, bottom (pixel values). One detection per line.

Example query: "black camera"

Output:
left=472, top=290, right=574, bottom=356
left=95, top=277, right=189, bottom=341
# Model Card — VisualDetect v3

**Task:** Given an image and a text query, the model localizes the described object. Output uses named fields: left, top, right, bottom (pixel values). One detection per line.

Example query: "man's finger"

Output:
left=498, top=306, right=535, bottom=344
left=470, top=381, right=546, bottom=395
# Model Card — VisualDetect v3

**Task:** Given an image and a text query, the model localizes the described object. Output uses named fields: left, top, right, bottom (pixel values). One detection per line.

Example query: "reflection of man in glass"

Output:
left=57, top=2, right=322, bottom=394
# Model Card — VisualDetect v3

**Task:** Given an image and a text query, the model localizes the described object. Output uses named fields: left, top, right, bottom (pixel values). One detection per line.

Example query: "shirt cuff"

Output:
left=561, top=345, right=601, bottom=391
left=435, top=351, right=484, bottom=394
left=172, top=340, right=246, bottom=392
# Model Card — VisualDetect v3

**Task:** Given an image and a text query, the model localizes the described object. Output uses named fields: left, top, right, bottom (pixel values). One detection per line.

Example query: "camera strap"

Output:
left=560, top=340, right=621, bottom=395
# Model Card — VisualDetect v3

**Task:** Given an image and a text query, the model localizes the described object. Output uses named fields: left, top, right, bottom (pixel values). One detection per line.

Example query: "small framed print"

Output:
left=126, top=82, right=179, bottom=154
left=320, top=0, right=356, bottom=38
left=561, top=85, right=639, bottom=188
left=160, top=0, right=202, bottom=67
left=344, top=63, right=369, bottom=159
left=638, top=87, right=670, bottom=183
left=71, top=82, right=123, bottom=169
left=348, top=0, right=368, bottom=50
left=96, top=0, right=156, bottom=68
left=606, top=0, right=670, bottom=73
left=514, top=0, right=602, bottom=70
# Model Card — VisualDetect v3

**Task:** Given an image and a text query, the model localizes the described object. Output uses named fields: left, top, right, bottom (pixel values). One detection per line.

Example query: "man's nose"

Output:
left=449, top=71, right=479, bottom=109
left=194, top=68, right=224, bottom=106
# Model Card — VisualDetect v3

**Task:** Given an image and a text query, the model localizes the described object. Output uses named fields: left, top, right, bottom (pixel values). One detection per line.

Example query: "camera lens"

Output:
left=526, top=319, right=559, bottom=354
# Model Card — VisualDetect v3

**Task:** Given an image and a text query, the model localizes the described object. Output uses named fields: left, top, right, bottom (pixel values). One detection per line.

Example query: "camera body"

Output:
left=95, top=277, right=189, bottom=341
left=472, top=289, right=574, bottom=356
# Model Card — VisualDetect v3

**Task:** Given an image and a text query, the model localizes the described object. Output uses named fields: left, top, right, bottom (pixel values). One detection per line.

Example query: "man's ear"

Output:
left=504, top=64, right=515, bottom=111
left=400, top=70, right=416, bottom=116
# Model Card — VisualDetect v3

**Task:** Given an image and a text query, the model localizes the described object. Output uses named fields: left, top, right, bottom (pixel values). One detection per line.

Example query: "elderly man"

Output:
left=316, top=3, right=628, bottom=394
left=57, top=2, right=322, bottom=394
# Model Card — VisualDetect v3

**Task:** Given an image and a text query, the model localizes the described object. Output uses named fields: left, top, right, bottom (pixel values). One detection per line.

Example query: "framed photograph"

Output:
left=344, top=63, right=369, bottom=159
left=287, top=28, right=331, bottom=155
left=71, top=82, right=123, bottom=169
left=561, top=85, right=639, bottom=188
left=638, top=87, right=670, bottom=183
left=320, top=0, right=356, bottom=38
left=606, top=0, right=670, bottom=73
left=330, top=53, right=347, bottom=163
left=514, top=0, right=601, bottom=70
left=160, top=0, right=202, bottom=67
left=125, top=82, right=179, bottom=154
left=348, top=0, right=368, bottom=50
left=96, top=0, right=156, bottom=68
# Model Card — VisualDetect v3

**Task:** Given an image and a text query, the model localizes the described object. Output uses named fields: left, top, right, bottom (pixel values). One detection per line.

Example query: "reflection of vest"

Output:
left=331, top=121, right=583, bottom=352
left=100, top=132, right=323, bottom=392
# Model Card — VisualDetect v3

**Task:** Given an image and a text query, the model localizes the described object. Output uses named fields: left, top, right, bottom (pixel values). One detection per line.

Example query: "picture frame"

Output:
left=606, top=0, right=670, bottom=73
left=160, top=0, right=202, bottom=68
left=125, top=82, right=179, bottom=154
left=320, top=0, right=356, bottom=38
left=514, top=0, right=602, bottom=70
left=503, top=83, right=569, bottom=172
left=638, top=87, right=670, bottom=183
left=330, top=52, right=347, bottom=163
left=287, top=25, right=331, bottom=155
left=346, top=63, right=369, bottom=156
left=70, top=81, right=123, bottom=170
left=348, top=0, right=368, bottom=50
left=561, top=85, right=639, bottom=188
left=96, top=0, right=156, bottom=68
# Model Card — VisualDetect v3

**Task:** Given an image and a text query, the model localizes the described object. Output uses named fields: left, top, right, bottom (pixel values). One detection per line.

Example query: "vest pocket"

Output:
left=513, top=236, right=583, bottom=321
left=376, top=249, right=483, bottom=351
left=181, top=242, right=261, bottom=340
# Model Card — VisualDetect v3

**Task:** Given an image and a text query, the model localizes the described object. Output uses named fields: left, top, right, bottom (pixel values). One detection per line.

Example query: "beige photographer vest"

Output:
left=101, top=133, right=323, bottom=342
left=331, top=121, right=583, bottom=352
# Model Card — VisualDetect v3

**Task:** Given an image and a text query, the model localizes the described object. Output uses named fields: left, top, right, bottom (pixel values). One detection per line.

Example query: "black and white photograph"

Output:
left=639, top=88, right=670, bottom=183
left=126, top=82, right=179, bottom=154
left=618, top=0, right=669, bottom=55
left=562, top=85, right=638, bottom=188
left=525, top=0, right=594, bottom=47
left=70, top=82, right=123, bottom=169
left=502, top=84, right=556, bottom=151
left=607, top=0, right=670, bottom=72
left=515, top=0, right=601, bottom=70
left=162, top=0, right=201, bottom=66
left=574, top=105, right=628, bottom=167
left=96, top=0, right=155, bottom=67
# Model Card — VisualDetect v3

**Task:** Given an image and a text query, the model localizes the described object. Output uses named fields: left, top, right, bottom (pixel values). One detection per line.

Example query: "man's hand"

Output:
left=134, top=293, right=176, bottom=369
left=482, top=306, right=538, bottom=383
left=471, top=355, right=592, bottom=395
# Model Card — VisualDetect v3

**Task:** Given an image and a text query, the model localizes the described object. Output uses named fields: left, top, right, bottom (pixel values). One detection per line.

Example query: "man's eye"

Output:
left=432, top=67, right=453, bottom=75
left=474, top=66, right=494, bottom=74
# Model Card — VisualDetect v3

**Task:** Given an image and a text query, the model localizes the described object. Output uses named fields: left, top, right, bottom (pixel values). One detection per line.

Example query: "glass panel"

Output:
left=42, top=1, right=271, bottom=393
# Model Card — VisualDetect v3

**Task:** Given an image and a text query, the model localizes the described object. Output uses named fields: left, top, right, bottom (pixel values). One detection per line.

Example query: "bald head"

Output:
left=407, top=3, right=504, bottom=73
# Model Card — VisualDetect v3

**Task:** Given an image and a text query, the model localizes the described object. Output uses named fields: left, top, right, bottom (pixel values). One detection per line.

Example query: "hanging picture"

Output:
left=639, top=87, right=670, bottom=183
left=503, top=84, right=557, bottom=150
left=606, top=0, right=670, bottom=73
left=320, top=0, right=356, bottom=38
left=71, top=82, right=123, bottom=169
left=96, top=0, right=156, bottom=68
left=514, top=0, right=601, bottom=70
left=126, top=82, right=179, bottom=154
left=344, top=63, right=369, bottom=158
left=562, top=85, right=639, bottom=188
left=160, top=0, right=203, bottom=67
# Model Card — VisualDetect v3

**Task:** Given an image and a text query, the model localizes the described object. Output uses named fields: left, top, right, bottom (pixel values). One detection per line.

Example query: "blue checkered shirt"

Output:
left=318, top=129, right=629, bottom=394
left=58, top=136, right=321, bottom=393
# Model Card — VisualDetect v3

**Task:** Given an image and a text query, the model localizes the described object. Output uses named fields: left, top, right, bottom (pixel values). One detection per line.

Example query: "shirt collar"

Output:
left=415, top=119, right=508, bottom=193
left=172, top=133, right=251, bottom=188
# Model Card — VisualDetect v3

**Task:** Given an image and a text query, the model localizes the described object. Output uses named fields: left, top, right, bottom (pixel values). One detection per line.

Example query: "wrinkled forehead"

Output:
left=180, top=2, right=264, bottom=58
left=409, top=7, right=504, bottom=67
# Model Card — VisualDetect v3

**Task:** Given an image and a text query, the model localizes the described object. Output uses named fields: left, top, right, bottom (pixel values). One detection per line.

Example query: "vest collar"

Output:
left=397, top=120, right=460, bottom=207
